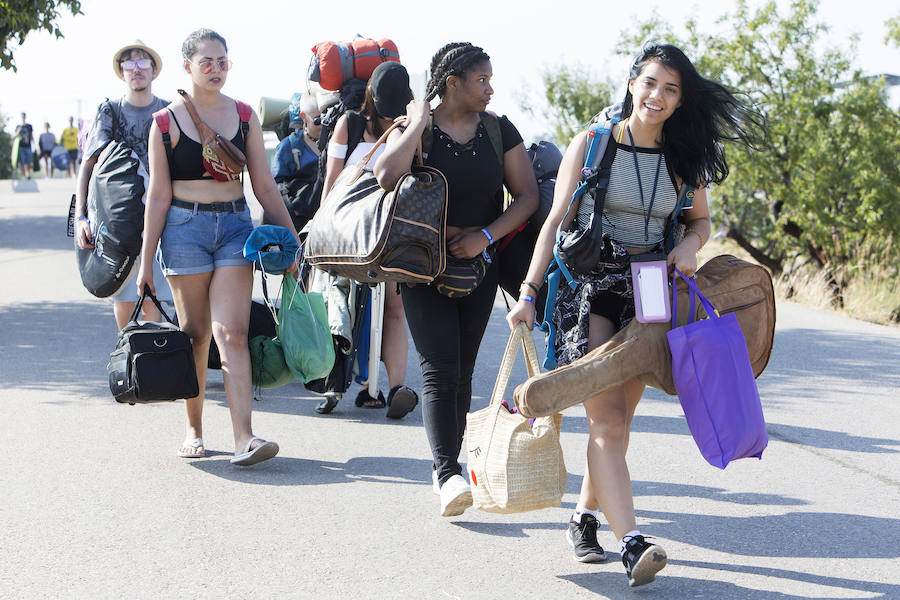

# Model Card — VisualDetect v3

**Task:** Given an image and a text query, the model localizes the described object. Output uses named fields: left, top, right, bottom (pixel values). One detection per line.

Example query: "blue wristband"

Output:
left=520, top=294, right=536, bottom=305
left=480, top=228, right=494, bottom=245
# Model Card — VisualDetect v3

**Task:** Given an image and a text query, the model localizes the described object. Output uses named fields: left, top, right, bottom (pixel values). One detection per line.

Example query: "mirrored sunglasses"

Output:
left=194, top=59, right=232, bottom=75
left=121, top=58, right=152, bottom=71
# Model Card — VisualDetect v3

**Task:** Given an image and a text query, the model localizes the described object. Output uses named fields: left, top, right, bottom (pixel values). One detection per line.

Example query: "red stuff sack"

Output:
left=308, top=38, right=400, bottom=91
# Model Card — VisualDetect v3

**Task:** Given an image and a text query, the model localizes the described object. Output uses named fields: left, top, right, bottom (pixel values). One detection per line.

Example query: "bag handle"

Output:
left=490, top=323, right=541, bottom=408
left=671, top=268, right=720, bottom=329
left=131, top=284, right=178, bottom=326
left=343, top=117, right=423, bottom=184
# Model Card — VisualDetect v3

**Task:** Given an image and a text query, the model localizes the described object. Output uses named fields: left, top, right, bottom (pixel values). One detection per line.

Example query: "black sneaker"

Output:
left=566, top=514, right=607, bottom=563
left=621, top=535, right=667, bottom=587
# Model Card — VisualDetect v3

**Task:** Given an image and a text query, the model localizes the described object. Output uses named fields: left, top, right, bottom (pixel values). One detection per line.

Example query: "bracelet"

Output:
left=520, top=294, right=536, bottom=305
left=75, top=215, right=89, bottom=223
left=520, top=280, right=541, bottom=294
left=480, top=228, right=494, bottom=245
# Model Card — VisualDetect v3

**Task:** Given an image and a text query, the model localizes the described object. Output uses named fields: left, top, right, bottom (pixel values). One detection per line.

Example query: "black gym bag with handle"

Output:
left=108, top=286, right=199, bottom=404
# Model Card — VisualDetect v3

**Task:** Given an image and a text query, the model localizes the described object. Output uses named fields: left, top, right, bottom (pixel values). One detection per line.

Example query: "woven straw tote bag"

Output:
left=466, top=323, right=567, bottom=513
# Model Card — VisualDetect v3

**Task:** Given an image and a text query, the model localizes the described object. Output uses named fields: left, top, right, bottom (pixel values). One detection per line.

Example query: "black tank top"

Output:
left=167, top=110, right=247, bottom=180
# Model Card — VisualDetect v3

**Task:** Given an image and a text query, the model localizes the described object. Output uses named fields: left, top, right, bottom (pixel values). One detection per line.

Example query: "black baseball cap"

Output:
left=370, top=61, right=413, bottom=119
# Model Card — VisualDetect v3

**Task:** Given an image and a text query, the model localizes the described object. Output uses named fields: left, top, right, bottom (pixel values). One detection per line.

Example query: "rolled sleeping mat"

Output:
left=259, top=96, right=291, bottom=129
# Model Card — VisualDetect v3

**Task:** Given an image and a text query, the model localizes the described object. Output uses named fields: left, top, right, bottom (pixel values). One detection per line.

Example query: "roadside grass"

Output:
left=699, top=238, right=899, bottom=326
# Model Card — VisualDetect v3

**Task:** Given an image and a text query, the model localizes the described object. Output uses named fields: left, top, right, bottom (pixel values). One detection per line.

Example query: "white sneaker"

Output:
left=432, top=469, right=441, bottom=494
left=439, top=474, right=472, bottom=517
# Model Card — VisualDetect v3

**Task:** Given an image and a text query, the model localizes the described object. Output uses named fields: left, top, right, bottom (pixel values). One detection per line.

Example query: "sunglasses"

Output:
left=121, top=58, right=152, bottom=71
left=193, top=59, right=232, bottom=75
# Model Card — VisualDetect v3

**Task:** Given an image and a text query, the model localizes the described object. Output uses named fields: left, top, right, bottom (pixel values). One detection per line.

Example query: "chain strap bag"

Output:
left=108, top=286, right=199, bottom=404
left=466, top=323, right=567, bottom=513
left=666, top=269, right=768, bottom=468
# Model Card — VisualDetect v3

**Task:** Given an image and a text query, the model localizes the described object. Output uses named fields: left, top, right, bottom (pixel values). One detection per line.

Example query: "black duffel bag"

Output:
left=108, top=286, right=199, bottom=404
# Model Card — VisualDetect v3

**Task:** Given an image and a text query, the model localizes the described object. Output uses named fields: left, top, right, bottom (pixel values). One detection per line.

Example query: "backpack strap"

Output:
left=153, top=108, right=175, bottom=173
left=479, top=112, right=504, bottom=167
left=345, top=110, right=367, bottom=161
left=663, top=183, right=697, bottom=252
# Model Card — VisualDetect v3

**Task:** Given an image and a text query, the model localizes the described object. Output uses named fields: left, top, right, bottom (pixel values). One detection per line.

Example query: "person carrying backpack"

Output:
left=374, top=43, right=538, bottom=517
left=506, top=43, right=763, bottom=587
left=269, top=92, right=322, bottom=231
left=320, top=61, right=419, bottom=418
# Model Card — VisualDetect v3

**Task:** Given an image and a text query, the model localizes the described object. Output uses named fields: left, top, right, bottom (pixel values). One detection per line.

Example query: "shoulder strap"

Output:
left=345, top=111, right=367, bottom=160
left=420, top=111, right=434, bottom=159
left=235, top=100, right=252, bottom=139
left=153, top=108, right=175, bottom=172
left=479, top=112, right=503, bottom=167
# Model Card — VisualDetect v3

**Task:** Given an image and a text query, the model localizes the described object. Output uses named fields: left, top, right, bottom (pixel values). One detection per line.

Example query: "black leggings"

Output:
left=401, top=264, right=499, bottom=487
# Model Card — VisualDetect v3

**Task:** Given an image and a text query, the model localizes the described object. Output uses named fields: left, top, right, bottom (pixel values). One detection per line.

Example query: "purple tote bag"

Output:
left=666, top=269, right=768, bottom=469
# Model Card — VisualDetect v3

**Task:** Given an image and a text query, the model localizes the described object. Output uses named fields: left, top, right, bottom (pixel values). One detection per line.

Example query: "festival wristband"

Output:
left=75, top=215, right=89, bottom=223
left=480, top=228, right=494, bottom=245
left=520, top=294, right=536, bottom=305
left=482, top=249, right=493, bottom=264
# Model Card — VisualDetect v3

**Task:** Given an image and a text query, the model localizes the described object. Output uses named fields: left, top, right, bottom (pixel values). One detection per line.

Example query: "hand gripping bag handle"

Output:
left=342, top=116, right=424, bottom=184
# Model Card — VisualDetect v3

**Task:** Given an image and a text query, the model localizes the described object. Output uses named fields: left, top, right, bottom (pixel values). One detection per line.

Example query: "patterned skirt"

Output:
left=551, top=240, right=661, bottom=367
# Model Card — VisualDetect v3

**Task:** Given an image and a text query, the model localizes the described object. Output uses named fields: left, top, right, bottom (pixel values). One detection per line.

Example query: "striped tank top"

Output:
left=576, top=142, right=679, bottom=249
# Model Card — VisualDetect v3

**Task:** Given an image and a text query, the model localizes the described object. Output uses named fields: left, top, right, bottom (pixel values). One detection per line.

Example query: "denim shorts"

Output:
left=157, top=199, right=254, bottom=276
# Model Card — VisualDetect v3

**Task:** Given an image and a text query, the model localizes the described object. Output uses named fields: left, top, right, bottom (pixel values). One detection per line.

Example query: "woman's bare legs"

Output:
left=167, top=271, right=214, bottom=456
left=382, top=284, right=408, bottom=389
left=207, top=265, right=257, bottom=453
left=576, top=314, right=646, bottom=538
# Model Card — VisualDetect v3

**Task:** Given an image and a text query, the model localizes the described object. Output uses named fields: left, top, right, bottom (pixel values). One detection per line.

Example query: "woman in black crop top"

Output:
left=507, top=43, right=763, bottom=587
left=375, top=42, right=538, bottom=517
left=137, top=29, right=300, bottom=467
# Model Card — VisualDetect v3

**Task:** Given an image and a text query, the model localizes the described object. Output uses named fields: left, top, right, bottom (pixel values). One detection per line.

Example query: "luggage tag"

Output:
left=631, top=252, right=670, bottom=323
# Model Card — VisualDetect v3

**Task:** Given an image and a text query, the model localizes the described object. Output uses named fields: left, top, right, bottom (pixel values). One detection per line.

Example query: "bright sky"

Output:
left=1, top=0, right=897, bottom=144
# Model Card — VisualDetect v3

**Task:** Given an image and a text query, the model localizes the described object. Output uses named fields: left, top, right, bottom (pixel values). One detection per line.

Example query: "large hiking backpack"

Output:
left=308, top=38, right=400, bottom=91
left=526, top=140, right=563, bottom=233
left=76, top=141, right=148, bottom=297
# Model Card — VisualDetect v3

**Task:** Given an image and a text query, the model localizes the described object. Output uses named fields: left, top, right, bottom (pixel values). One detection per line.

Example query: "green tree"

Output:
left=520, top=64, right=618, bottom=143
left=540, top=0, right=899, bottom=302
left=1, top=0, right=83, bottom=71
left=0, top=109, right=12, bottom=179
left=887, top=14, right=900, bottom=47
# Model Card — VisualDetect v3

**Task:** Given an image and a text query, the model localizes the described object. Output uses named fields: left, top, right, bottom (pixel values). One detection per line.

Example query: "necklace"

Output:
left=626, top=124, right=663, bottom=242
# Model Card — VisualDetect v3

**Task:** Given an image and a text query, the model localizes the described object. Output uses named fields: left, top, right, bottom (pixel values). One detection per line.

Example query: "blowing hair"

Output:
left=182, top=29, right=228, bottom=60
left=622, top=43, right=763, bottom=187
left=424, top=42, right=490, bottom=102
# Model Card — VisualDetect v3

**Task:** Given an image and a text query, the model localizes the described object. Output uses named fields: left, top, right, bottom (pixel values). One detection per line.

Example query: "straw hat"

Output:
left=112, top=40, right=162, bottom=80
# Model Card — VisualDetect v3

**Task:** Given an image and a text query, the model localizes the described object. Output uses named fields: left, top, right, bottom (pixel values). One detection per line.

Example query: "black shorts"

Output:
left=590, top=290, right=628, bottom=330
left=40, top=149, right=53, bottom=158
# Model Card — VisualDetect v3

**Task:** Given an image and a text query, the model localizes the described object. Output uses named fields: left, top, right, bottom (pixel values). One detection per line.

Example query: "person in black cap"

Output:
left=320, top=60, right=419, bottom=418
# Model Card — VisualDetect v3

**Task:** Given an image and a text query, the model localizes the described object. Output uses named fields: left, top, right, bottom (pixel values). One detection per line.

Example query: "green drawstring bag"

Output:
left=280, top=273, right=334, bottom=383
left=249, top=335, right=294, bottom=389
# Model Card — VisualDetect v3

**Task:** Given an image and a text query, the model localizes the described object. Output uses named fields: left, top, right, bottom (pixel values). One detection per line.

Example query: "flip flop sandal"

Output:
left=355, top=388, right=386, bottom=409
left=386, top=385, right=418, bottom=420
left=177, top=437, right=206, bottom=458
left=230, top=437, right=279, bottom=466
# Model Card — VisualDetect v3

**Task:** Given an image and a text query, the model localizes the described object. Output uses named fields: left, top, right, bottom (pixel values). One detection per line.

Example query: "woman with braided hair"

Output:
left=375, top=42, right=538, bottom=517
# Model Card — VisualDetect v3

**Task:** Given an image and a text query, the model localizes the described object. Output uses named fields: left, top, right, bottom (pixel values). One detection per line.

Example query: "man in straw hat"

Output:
left=73, top=40, right=173, bottom=328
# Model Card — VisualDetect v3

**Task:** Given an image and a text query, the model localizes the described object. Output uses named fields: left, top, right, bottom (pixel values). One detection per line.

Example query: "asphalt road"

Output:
left=1, top=179, right=898, bottom=599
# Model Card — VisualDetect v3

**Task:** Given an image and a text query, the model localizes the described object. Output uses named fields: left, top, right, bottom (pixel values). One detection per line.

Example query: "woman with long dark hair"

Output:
left=321, top=62, right=418, bottom=418
left=507, top=43, right=761, bottom=586
left=375, top=43, right=538, bottom=517
left=137, top=29, right=300, bottom=466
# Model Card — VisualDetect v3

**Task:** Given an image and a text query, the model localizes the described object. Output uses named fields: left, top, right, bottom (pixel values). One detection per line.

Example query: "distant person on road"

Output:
left=61, top=116, right=80, bottom=177
left=39, top=122, right=56, bottom=178
left=73, top=40, right=173, bottom=330
left=269, top=91, right=322, bottom=231
left=137, top=28, right=301, bottom=466
left=506, top=42, right=763, bottom=587
left=14, top=113, right=34, bottom=180
left=374, top=43, right=538, bottom=517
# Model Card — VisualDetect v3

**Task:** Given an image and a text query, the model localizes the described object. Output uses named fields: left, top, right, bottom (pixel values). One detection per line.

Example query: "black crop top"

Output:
left=166, top=110, right=247, bottom=180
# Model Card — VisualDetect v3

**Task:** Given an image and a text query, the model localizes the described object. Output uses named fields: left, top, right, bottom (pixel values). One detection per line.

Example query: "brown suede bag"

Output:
left=514, top=255, right=776, bottom=418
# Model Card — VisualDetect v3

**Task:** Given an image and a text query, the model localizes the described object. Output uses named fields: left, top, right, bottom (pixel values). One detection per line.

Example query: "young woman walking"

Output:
left=507, top=43, right=762, bottom=586
left=137, top=29, right=300, bottom=465
left=375, top=42, right=538, bottom=517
